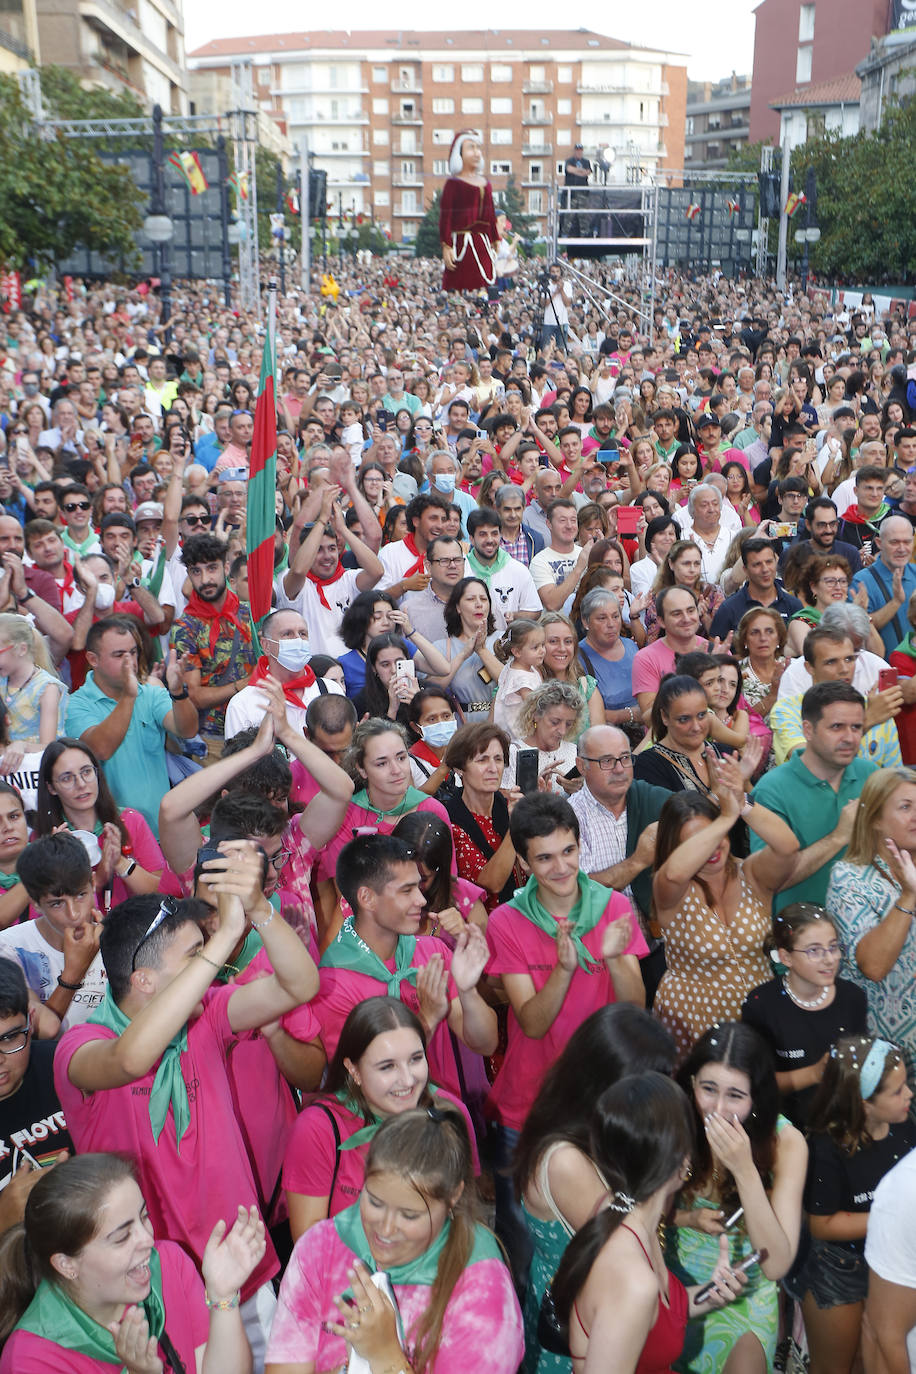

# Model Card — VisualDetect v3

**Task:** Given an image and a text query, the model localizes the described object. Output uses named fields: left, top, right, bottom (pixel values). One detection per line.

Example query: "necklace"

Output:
left=783, top=975, right=829, bottom=1009
left=4, top=666, right=38, bottom=699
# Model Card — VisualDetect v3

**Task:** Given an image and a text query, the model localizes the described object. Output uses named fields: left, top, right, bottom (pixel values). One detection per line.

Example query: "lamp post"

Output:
left=217, top=134, right=232, bottom=307
left=794, top=225, right=821, bottom=295
left=145, top=105, right=174, bottom=343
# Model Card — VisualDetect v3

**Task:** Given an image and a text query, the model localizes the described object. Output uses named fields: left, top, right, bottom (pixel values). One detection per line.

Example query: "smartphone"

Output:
left=516, top=748, right=540, bottom=795
left=602, top=447, right=620, bottom=464
left=772, top=522, right=797, bottom=538
left=616, top=505, right=641, bottom=537
left=193, top=841, right=224, bottom=888
left=694, top=1248, right=767, bottom=1304
left=476, top=428, right=488, bottom=441
left=375, top=411, right=389, bottom=432
left=394, top=658, right=416, bottom=680
left=878, top=667, right=900, bottom=692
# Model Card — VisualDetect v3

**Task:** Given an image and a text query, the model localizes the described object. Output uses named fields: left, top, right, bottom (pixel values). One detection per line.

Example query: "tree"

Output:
left=0, top=68, right=143, bottom=270
left=414, top=188, right=443, bottom=259
left=494, top=174, right=537, bottom=246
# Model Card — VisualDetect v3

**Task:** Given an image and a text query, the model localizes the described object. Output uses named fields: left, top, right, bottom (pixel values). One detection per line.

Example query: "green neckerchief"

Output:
left=16, top=1246, right=166, bottom=1368
left=351, top=786, right=428, bottom=821
left=320, top=917, right=419, bottom=998
left=334, top=1200, right=501, bottom=1291
left=274, top=542, right=290, bottom=576
left=0, top=870, right=19, bottom=891
left=89, top=990, right=190, bottom=1147
left=66, top=818, right=103, bottom=836
left=466, top=546, right=510, bottom=580
left=791, top=606, right=821, bottom=627
left=336, top=1084, right=439, bottom=1151
left=144, top=543, right=167, bottom=599
left=217, top=926, right=262, bottom=984
left=510, top=871, right=610, bottom=972
left=60, top=528, right=98, bottom=558
left=894, top=631, right=916, bottom=662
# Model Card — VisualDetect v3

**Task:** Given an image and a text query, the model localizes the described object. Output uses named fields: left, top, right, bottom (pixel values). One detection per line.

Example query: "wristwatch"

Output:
left=169, top=685, right=190, bottom=700
left=118, top=859, right=137, bottom=878
left=15, top=589, right=35, bottom=604
left=128, top=576, right=142, bottom=590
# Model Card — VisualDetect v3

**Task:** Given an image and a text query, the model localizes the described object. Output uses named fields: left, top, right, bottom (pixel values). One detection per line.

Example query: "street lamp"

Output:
left=147, top=104, right=173, bottom=343
left=794, top=225, right=820, bottom=294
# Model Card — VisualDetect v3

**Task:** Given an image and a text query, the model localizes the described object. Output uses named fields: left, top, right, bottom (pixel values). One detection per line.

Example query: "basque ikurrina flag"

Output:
left=246, top=292, right=278, bottom=628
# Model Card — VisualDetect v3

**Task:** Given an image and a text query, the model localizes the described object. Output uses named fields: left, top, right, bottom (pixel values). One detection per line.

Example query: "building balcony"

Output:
left=393, top=203, right=422, bottom=216
left=394, top=142, right=421, bottom=155
left=275, top=83, right=369, bottom=97
left=79, top=0, right=184, bottom=81
left=522, top=115, right=552, bottom=125
left=301, top=111, right=369, bottom=125
left=312, top=146, right=369, bottom=157
left=577, top=112, right=661, bottom=127
left=577, top=81, right=663, bottom=97
left=390, top=80, right=422, bottom=93
left=522, top=178, right=545, bottom=187
left=523, top=80, right=553, bottom=94
left=522, top=142, right=552, bottom=155
left=392, top=113, right=423, bottom=125
left=393, top=176, right=424, bottom=187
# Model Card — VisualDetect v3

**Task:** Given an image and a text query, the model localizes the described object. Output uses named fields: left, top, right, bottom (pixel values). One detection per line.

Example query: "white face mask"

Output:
left=94, top=582, right=116, bottom=610
left=273, top=637, right=311, bottom=673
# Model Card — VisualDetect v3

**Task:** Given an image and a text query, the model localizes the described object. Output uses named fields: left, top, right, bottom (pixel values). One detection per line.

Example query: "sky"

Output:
left=183, top=0, right=759, bottom=82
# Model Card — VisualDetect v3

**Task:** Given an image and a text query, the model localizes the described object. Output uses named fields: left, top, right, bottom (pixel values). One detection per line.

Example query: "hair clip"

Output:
left=606, top=1191, right=635, bottom=1215
left=427, top=1105, right=447, bottom=1123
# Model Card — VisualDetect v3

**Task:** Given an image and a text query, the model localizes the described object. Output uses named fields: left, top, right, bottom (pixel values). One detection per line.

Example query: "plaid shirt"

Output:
left=500, top=529, right=531, bottom=566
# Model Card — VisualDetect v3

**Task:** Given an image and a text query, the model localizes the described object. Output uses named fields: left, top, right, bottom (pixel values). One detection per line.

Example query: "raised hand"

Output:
left=555, top=918, right=578, bottom=973
left=450, top=924, right=489, bottom=991
left=416, top=954, right=450, bottom=1031
left=704, top=1110, right=754, bottom=1178
left=883, top=836, right=916, bottom=894
left=201, top=1204, right=266, bottom=1304
left=600, top=912, right=633, bottom=961
left=108, top=1305, right=163, bottom=1374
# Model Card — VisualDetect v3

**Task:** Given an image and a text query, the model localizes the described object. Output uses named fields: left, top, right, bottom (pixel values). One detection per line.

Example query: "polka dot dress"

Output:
left=655, top=863, right=773, bottom=1060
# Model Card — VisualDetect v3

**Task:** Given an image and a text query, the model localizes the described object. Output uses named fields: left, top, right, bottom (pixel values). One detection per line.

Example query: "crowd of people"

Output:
left=0, top=254, right=912, bottom=1374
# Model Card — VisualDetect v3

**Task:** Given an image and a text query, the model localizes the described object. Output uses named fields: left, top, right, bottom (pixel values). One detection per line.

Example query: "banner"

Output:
left=891, top=0, right=916, bottom=30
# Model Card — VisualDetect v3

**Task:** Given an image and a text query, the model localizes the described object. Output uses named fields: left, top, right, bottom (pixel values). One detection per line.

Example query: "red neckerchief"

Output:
left=58, top=560, right=75, bottom=597
left=410, top=740, right=441, bottom=769
left=401, top=533, right=425, bottom=578
left=249, top=655, right=315, bottom=709
left=184, top=588, right=252, bottom=656
left=306, top=562, right=346, bottom=609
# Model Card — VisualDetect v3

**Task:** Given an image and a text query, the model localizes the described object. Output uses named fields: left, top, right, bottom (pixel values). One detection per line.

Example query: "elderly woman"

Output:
left=575, top=588, right=640, bottom=729
left=503, top=680, right=585, bottom=796
left=785, top=552, right=886, bottom=659
left=684, top=481, right=733, bottom=587
left=734, top=606, right=788, bottom=722
left=827, top=767, right=916, bottom=1084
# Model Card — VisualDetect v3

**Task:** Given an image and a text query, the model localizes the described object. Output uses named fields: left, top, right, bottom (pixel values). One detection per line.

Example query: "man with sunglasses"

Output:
left=58, top=484, right=100, bottom=559
left=0, top=961, right=72, bottom=1237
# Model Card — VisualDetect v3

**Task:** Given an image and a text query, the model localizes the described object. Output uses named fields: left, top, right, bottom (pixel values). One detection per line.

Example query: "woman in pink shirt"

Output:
left=0, top=1152, right=265, bottom=1374
left=266, top=1106, right=524, bottom=1374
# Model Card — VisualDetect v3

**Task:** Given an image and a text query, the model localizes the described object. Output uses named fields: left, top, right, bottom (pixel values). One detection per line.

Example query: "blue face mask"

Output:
left=421, top=719, right=458, bottom=748
left=434, top=472, right=456, bottom=494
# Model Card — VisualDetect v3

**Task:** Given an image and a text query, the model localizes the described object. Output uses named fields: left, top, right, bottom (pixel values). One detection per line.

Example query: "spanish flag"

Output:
left=685, top=202, right=701, bottom=221
left=785, top=191, right=807, bottom=218
left=168, top=150, right=209, bottom=195
left=726, top=198, right=740, bottom=217
left=228, top=171, right=249, bottom=202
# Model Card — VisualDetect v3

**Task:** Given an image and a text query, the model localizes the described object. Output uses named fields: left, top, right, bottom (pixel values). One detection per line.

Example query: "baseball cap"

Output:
left=133, top=501, right=164, bottom=523
left=695, top=413, right=721, bottom=429
left=100, top=512, right=136, bottom=535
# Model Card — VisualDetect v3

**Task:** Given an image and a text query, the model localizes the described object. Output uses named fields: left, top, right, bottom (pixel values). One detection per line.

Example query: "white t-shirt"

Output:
left=866, top=1148, right=916, bottom=1372
left=530, top=543, right=583, bottom=618
left=471, top=556, right=541, bottom=632
left=275, top=566, right=365, bottom=658
left=0, top=921, right=107, bottom=1030
left=831, top=476, right=858, bottom=518
left=378, top=539, right=425, bottom=597
left=674, top=502, right=742, bottom=536
left=629, top=555, right=661, bottom=599
left=224, top=676, right=344, bottom=739
left=0, top=751, right=43, bottom=811
left=776, top=649, right=883, bottom=700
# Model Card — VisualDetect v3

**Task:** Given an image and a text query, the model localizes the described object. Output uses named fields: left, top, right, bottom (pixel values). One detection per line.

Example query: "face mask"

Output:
left=434, top=472, right=456, bottom=494
left=94, top=582, right=116, bottom=610
left=421, top=719, right=458, bottom=748
left=22, top=383, right=38, bottom=397
left=274, top=638, right=311, bottom=672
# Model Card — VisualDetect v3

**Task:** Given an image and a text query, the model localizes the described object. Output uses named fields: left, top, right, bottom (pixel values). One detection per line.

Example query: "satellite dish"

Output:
left=602, top=146, right=616, bottom=165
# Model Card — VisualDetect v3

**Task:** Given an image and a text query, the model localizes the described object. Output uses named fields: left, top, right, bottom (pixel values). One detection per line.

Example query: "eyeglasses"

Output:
left=817, top=577, right=848, bottom=588
left=54, top=764, right=96, bottom=789
left=182, top=514, right=210, bottom=527
left=267, top=848, right=291, bottom=872
left=0, top=1023, right=30, bottom=1056
left=63, top=501, right=91, bottom=513
left=430, top=556, right=464, bottom=566
left=795, top=942, right=845, bottom=961
left=580, top=752, right=634, bottom=771
left=130, top=896, right=179, bottom=972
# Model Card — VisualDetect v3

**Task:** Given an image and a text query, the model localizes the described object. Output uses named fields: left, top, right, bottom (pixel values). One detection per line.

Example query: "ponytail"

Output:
left=551, top=1197, right=631, bottom=1334
left=494, top=617, right=542, bottom=665
left=0, top=1224, right=39, bottom=1345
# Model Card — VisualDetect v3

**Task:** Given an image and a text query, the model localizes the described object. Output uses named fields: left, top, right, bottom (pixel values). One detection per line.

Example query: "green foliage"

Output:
left=495, top=174, right=537, bottom=246
left=414, top=188, right=443, bottom=260
left=0, top=68, right=143, bottom=270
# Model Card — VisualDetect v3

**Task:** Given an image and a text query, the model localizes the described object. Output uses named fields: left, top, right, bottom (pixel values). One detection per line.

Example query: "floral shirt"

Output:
left=171, top=601, right=258, bottom=735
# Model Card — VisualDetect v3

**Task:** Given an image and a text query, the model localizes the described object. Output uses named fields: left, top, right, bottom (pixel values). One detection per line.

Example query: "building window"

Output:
left=529, top=64, right=546, bottom=82
left=433, top=159, right=449, bottom=175
left=490, top=160, right=512, bottom=175
left=432, top=97, right=455, bottom=114
left=529, top=162, right=542, bottom=182
left=491, top=97, right=512, bottom=114
left=491, top=64, right=512, bottom=82
left=557, top=129, right=572, bottom=145
left=402, top=222, right=418, bottom=238
left=796, top=45, right=812, bottom=82
left=396, top=67, right=415, bottom=89
left=432, top=128, right=455, bottom=143
left=401, top=191, right=417, bottom=212
left=372, top=98, right=389, bottom=115
left=799, top=3, right=815, bottom=41
left=557, top=65, right=573, bottom=83
left=375, top=190, right=390, bottom=206
left=432, top=64, right=454, bottom=82
left=462, top=97, right=483, bottom=114
left=461, top=63, right=483, bottom=82
left=555, top=161, right=565, bottom=176
left=491, top=128, right=512, bottom=144
left=806, top=111, right=826, bottom=138
left=557, top=98, right=571, bottom=115
left=372, top=160, right=389, bottom=176
left=373, top=129, right=389, bottom=145
left=685, top=115, right=694, bottom=136
left=372, top=66, right=386, bottom=83
left=528, top=190, right=544, bottom=212
left=328, top=66, right=338, bottom=88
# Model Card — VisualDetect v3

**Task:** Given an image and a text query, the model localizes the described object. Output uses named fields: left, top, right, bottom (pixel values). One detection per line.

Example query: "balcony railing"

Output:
left=390, top=80, right=422, bottom=93
left=522, top=115, right=552, bottom=125
left=522, top=80, right=553, bottom=94
left=392, top=113, right=423, bottom=125
left=522, top=142, right=552, bottom=155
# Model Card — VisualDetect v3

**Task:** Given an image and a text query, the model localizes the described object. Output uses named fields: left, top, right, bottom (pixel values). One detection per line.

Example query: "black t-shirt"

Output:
left=564, top=156, right=591, bottom=186
left=805, top=1120, right=916, bottom=1252
left=741, top=976, right=868, bottom=1127
left=0, top=1039, right=73, bottom=1185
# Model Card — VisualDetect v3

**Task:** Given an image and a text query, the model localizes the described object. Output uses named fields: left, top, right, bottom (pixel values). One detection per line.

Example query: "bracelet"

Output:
left=404, top=626, right=416, bottom=638
left=205, top=1291, right=240, bottom=1311
left=15, top=590, right=35, bottom=604
left=894, top=902, right=916, bottom=917
left=249, top=907, right=275, bottom=930
left=626, top=706, right=635, bottom=724
left=57, top=975, right=84, bottom=991
left=197, top=952, right=223, bottom=970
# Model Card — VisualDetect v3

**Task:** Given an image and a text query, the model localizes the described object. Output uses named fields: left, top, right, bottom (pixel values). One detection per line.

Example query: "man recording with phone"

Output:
left=541, top=263, right=573, bottom=352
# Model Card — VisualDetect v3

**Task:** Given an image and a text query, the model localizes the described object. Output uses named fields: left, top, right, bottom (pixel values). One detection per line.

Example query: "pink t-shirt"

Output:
left=317, top=795, right=451, bottom=883
left=631, top=635, right=707, bottom=697
left=107, top=809, right=179, bottom=908
left=285, top=935, right=462, bottom=1096
left=53, top=992, right=278, bottom=1301
left=485, top=891, right=648, bottom=1130
left=0, top=1240, right=208, bottom=1374
left=283, top=1086, right=478, bottom=1217
left=266, top=1218, right=524, bottom=1374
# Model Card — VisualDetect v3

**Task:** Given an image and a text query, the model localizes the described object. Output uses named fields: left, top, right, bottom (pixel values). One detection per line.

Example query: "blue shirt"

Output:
left=578, top=637, right=638, bottom=710
left=65, top=674, right=172, bottom=835
left=193, top=431, right=221, bottom=472
left=851, top=558, right=916, bottom=657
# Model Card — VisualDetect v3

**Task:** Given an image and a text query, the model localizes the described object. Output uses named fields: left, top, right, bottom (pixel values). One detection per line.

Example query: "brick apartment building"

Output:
left=188, top=29, right=687, bottom=243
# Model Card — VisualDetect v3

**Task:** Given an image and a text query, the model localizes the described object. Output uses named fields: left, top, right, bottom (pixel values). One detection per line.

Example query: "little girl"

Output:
left=742, top=903, right=868, bottom=1128
left=492, top=618, right=545, bottom=740
left=796, top=1036, right=915, bottom=1374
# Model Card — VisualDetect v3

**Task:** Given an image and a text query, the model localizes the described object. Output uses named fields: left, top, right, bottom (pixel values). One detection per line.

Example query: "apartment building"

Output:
left=0, top=0, right=39, bottom=71
left=188, top=29, right=688, bottom=243
left=684, top=73, right=751, bottom=170
left=36, top=0, right=189, bottom=113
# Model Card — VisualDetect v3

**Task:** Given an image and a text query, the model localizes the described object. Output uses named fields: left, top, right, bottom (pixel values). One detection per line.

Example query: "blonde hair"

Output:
left=845, top=768, right=916, bottom=866
left=515, top=680, right=585, bottom=741
left=0, top=614, right=56, bottom=677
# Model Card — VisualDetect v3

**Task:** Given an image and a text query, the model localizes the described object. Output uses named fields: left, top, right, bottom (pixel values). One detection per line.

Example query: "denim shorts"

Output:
left=799, top=1237, right=868, bottom=1308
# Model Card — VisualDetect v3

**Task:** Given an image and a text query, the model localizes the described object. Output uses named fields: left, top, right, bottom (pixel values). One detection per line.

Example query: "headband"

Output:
left=860, top=1039, right=897, bottom=1100
left=448, top=130, right=482, bottom=177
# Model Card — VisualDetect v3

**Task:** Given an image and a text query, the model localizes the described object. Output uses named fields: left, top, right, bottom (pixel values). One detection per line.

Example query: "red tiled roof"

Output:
left=770, top=72, right=861, bottom=108
left=190, top=29, right=642, bottom=59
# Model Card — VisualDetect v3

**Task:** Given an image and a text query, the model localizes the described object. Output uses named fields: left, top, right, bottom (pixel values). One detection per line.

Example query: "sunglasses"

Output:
left=182, top=514, right=210, bottom=527
left=63, top=501, right=91, bottom=513
left=130, top=896, right=179, bottom=972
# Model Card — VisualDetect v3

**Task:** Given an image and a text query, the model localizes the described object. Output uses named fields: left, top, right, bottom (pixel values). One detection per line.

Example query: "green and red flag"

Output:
left=246, top=289, right=278, bottom=630
left=785, top=191, right=807, bottom=218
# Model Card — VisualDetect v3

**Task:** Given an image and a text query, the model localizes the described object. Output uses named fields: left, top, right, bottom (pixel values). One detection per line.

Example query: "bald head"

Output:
left=577, top=724, right=629, bottom=759
left=0, top=516, right=24, bottom=554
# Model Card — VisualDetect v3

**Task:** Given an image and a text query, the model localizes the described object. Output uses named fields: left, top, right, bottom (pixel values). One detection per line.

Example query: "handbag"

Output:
left=536, top=1283, right=571, bottom=1357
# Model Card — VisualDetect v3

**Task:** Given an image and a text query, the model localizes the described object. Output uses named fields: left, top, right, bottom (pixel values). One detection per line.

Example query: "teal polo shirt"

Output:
left=750, top=750, right=877, bottom=914
left=65, top=673, right=173, bottom=836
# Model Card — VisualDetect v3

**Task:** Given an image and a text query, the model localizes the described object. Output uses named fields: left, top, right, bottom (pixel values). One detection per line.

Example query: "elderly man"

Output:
left=683, top=482, right=734, bottom=586
left=494, top=483, right=544, bottom=565
left=224, top=607, right=344, bottom=739
left=851, top=513, right=916, bottom=658
left=570, top=723, right=670, bottom=1001
left=522, top=466, right=563, bottom=544
left=427, top=448, right=475, bottom=532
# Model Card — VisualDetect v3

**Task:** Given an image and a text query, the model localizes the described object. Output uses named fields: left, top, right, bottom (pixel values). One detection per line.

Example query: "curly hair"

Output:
left=515, top=679, right=585, bottom=741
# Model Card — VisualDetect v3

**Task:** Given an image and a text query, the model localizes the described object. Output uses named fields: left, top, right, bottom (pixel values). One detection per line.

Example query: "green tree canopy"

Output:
left=495, top=174, right=537, bottom=246
left=414, top=188, right=443, bottom=260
